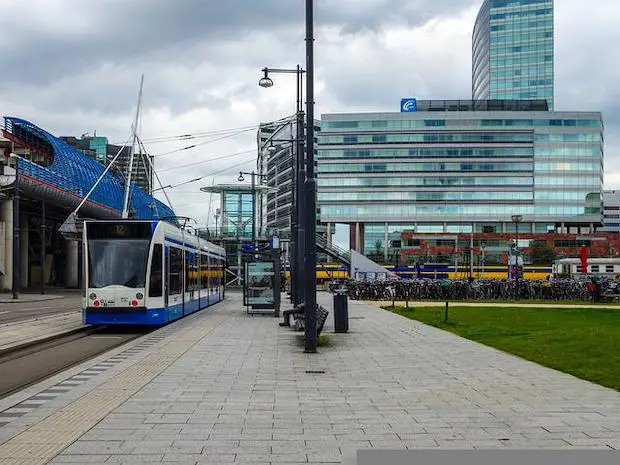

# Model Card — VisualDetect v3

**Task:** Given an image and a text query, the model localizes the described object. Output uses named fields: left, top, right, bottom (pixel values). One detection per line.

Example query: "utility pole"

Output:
left=12, top=155, right=20, bottom=300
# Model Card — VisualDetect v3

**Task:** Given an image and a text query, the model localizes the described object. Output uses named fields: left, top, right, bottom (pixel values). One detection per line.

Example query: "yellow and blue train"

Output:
left=287, top=263, right=553, bottom=282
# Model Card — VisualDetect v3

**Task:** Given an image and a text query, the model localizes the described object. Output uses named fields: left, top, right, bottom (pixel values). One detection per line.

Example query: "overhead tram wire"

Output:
left=153, top=157, right=256, bottom=193
left=141, top=125, right=259, bottom=144
left=110, top=123, right=260, bottom=146
left=147, top=129, right=257, bottom=159
left=157, top=148, right=256, bottom=173
left=124, top=114, right=296, bottom=146
left=136, top=136, right=175, bottom=211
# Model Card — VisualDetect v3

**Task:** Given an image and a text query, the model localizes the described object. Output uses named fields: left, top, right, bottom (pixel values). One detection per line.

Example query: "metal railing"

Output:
left=316, top=233, right=350, bottom=266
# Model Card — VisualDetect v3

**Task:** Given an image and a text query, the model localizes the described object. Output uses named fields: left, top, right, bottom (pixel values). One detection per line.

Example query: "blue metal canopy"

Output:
left=3, top=117, right=175, bottom=221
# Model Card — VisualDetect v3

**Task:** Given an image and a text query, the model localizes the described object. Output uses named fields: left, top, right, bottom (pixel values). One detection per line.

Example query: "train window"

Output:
left=149, top=244, right=163, bottom=297
left=591, top=265, right=599, bottom=273
left=169, top=247, right=183, bottom=294
left=607, top=265, right=615, bottom=273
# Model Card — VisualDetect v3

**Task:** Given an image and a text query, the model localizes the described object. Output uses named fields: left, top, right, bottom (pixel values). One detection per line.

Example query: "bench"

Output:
left=279, top=304, right=305, bottom=327
left=292, top=305, right=329, bottom=337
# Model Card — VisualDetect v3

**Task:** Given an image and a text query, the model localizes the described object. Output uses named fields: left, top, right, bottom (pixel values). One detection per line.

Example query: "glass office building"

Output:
left=473, top=0, right=554, bottom=109
left=601, top=190, right=620, bottom=233
left=317, top=100, right=603, bottom=257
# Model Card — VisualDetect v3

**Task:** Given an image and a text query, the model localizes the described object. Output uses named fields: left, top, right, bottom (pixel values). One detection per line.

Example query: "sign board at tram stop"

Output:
left=242, top=242, right=281, bottom=317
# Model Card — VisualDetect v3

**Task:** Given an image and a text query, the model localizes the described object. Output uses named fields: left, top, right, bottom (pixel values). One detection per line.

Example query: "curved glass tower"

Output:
left=473, top=0, right=554, bottom=109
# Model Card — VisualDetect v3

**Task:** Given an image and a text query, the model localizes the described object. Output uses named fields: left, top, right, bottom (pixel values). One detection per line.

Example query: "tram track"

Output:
left=0, top=326, right=152, bottom=400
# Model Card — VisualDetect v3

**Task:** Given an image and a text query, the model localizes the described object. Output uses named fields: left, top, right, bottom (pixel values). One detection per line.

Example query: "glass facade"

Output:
left=222, top=191, right=254, bottom=237
left=473, top=0, right=554, bottom=109
left=318, top=110, right=603, bottom=250
left=88, top=136, right=108, bottom=164
left=602, top=190, right=620, bottom=233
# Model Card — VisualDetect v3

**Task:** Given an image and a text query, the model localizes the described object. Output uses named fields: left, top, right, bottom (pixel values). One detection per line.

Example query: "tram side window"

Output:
left=197, top=253, right=202, bottom=290
left=207, top=254, right=211, bottom=291
left=169, top=247, right=183, bottom=295
left=186, top=251, right=198, bottom=292
left=205, top=255, right=213, bottom=292
left=149, top=244, right=163, bottom=297
left=185, top=251, right=191, bottom=292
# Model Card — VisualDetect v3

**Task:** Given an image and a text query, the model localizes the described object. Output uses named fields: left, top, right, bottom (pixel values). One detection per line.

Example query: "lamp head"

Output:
left=238, top=173, right=244, bottom=182
left=267, top=145, right=277, bottom=154
left=259, top=77, right=273, bottom=88
left=258, top=69, right=273, bottom=88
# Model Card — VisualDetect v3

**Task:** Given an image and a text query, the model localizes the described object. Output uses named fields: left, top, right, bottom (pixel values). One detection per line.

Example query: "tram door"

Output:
left=164, top=247, right=169, bottom=307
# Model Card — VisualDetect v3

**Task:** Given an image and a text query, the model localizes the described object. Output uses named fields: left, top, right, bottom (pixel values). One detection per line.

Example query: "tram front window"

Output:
left=88, top=239, right=150, bottom=288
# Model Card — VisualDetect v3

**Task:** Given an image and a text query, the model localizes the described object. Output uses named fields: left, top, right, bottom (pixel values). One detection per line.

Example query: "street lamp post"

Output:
left=259, top=66, right=306, bottom=307
left=303, top=0, right=317, bottom=353
left=257, top=0, right=316, bottom=352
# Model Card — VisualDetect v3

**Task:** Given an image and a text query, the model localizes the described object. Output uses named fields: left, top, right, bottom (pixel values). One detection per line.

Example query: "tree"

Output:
left=529, top=241, right=556, bottom=265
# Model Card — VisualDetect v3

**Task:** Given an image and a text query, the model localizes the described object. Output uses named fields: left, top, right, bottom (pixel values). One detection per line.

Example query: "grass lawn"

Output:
left=376, top=299, right=620, bottom=306
left=385, top=304, right=620, bottom=391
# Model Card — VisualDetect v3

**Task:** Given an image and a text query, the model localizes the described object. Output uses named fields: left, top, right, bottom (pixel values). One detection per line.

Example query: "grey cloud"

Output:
left=0, top=0, right=476, bottom=85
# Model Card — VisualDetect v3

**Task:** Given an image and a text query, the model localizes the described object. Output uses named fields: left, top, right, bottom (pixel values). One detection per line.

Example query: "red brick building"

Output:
left=388, top=232, right=620, bottom=266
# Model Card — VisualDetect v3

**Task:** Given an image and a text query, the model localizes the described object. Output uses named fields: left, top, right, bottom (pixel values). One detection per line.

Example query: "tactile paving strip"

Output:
left=0, top=314, right=226, bottom=464
left=0, top=318, right=195, bottom=429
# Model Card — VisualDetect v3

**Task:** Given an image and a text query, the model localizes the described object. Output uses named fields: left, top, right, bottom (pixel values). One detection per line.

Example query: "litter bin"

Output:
left=333, top=287, right=349, bottom=333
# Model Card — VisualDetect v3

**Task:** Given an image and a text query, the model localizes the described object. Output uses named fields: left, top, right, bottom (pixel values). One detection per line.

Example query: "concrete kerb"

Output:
left=0, top=325, right=92, bottom=358
left=0, top=311, right=82, bottom=329
left=0, top=294, right=65, bottom=303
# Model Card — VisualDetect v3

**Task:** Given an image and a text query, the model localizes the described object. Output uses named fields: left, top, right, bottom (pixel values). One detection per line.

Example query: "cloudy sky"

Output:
left=1, top=0, right=619, bottom=241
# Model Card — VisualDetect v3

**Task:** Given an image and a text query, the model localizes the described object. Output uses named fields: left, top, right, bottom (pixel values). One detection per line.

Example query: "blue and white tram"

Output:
left=83, top=219, right=226, bottom=325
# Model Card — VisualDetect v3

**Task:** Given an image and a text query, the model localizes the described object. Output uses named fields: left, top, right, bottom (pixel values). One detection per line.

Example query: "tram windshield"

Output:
left=88, top=239, right=150, bottom=288
left=86, top=222, right=153, bottom=289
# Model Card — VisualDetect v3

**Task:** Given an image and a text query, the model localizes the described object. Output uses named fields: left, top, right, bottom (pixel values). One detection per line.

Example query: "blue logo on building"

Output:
left=400, top=98, right=417, bottom=112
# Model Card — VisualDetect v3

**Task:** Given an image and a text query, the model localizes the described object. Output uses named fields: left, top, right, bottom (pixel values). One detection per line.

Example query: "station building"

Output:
left=0, top=117, right=173, bottom=293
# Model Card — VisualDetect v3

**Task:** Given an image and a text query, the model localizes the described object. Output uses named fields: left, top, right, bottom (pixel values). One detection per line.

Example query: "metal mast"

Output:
left=122, top=74, right=144, bottom=218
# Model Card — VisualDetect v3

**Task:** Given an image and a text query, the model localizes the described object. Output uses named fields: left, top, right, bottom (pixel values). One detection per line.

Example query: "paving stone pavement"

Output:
left=0, top=311, right=84, bottom=353
left=1, top=292, right=620, bottom=464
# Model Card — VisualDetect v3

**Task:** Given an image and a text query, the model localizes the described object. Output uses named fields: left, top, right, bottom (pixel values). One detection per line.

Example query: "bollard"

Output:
left=444, top=301, right=449, bottom=323
left=333, top=287, right=349, bottom=333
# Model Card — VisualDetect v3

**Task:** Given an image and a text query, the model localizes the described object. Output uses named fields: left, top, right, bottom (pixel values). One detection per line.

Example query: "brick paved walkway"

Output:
left=0, top=311, right=84, bottom=353
left=0, top=292, right=619, bottom=464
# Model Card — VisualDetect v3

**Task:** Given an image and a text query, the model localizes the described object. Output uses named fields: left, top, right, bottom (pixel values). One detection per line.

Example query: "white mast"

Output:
left=122, top=74, right=144, bottom=218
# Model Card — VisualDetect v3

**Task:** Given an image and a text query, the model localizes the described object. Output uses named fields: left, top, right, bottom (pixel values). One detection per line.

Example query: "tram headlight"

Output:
left=89, top=293, right=97, bottom=300
left=136, top=292, right=144, bottom=300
